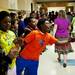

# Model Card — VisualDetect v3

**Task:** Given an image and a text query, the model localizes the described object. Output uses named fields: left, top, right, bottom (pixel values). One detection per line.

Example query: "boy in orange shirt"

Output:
left=16, top=19, right=58, bottom=75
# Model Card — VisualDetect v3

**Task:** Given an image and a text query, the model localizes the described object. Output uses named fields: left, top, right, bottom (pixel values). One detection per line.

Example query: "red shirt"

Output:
left=20, top=30, right=57, bottom=61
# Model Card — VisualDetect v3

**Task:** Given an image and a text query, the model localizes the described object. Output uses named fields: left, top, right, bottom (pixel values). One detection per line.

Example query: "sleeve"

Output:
left=24, top=31, right=35, bottom=43
left=72, top=18, right=74, bottom=24
left=72, top=17, right=75, bottom=24
left=49, top=34, right=58, bottom=45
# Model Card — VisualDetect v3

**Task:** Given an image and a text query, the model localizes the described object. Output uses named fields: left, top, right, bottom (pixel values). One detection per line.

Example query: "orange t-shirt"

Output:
left=20, top=30, right=57, bottom=61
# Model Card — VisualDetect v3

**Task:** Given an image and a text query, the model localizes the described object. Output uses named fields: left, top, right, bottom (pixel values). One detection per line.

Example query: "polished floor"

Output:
left=8, top=42, right=75, bottom=75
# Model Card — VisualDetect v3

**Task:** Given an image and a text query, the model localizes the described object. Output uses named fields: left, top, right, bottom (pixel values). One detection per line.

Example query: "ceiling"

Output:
left=36, top=0, right=75, bottom=3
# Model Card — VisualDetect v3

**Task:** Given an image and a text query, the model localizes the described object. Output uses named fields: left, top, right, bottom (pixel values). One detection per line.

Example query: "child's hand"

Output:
left=13, top=37, right=23, bottom=47
left=8, top=47, right=20, bottom=59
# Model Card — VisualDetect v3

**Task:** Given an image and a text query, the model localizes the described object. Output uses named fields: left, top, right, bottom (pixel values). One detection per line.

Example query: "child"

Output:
left=0, top=11, right=16, bottom=75
left=53, top=10, right=73, bottom=68
left=16, top=19, right=61, bottom=75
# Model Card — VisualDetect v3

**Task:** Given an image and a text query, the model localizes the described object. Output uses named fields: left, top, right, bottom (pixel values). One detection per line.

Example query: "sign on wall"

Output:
left=8, top=0, right=17, bottom=9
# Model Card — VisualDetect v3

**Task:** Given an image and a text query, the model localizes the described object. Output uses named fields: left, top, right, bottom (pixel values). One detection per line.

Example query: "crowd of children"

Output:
left=0, top=9, right=75, bottom=75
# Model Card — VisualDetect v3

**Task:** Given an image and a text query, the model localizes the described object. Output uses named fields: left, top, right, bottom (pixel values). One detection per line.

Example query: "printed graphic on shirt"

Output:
left=39, top=40, right=45, bottom=46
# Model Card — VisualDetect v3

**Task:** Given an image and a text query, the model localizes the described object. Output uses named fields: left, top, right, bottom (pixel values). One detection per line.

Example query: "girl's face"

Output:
left=30, top=18, right=38, bottom=28
left=0, top=16, right=11, bottom=31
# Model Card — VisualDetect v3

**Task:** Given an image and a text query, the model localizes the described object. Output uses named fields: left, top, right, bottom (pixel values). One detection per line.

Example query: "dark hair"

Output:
left=30, top=11, right=35, bottom=16
left=26, top=17, right=35, bottom=24
left=37, top=19, right=47, bottom=30
left=18, top=11, right=22, bottom=15
left=0, top=11, right=10, bottom=22
left=18, top=11, right=22, bottom=19
left=10, top=12, right=16, bottom=18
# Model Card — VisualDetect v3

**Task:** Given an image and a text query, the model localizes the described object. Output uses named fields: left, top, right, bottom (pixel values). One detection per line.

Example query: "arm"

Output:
left=53, top=24, right=57, bottom=37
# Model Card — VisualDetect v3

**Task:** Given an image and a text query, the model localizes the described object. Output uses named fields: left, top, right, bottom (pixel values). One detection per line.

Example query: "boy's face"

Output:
left=42, top=20, right=50, bottom=33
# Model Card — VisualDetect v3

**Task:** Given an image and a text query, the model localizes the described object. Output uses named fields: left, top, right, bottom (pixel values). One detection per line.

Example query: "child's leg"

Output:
left=0, top=55, right=9, bottom=75
left=58, top=53, right=61, bottom=59
left=63, top=54, right=67, bottom=63
left=27, top=60, right=39, bottom=75
left=63, top=54, right=67, bottom=67
left=57, top=53, right=61, bottom=62
left=16, top=57, right=25, bottom=75
left=24, top=68, right=30, bottom=75
left=0, top=63, right=8, bottom=75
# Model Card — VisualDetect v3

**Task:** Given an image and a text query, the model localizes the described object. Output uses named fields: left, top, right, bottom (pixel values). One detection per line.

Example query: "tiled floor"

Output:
left=8, top=42, right=75, bottom=75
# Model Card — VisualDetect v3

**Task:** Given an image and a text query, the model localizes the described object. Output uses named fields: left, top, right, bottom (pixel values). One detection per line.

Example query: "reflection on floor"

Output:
left=8, top=42, right=75, bottom=75
left=60, top=59, right=75, bottom=66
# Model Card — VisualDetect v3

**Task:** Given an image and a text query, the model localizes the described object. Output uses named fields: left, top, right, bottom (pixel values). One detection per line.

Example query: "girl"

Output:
left=53, top=10, right=73, bottom=68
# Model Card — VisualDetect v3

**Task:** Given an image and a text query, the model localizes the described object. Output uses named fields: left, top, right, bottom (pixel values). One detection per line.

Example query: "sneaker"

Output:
left=63, top=63, right=67, bottom=68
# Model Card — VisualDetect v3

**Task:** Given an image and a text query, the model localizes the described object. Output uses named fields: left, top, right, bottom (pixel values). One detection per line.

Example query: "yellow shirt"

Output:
left=0, top=30, right=16, bottom=69
left=72, top=17, right=75, bottom=33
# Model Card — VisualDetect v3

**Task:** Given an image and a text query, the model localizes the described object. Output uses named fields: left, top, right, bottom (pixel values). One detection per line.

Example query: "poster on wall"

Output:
left=8, top=0, right=17, bottom=9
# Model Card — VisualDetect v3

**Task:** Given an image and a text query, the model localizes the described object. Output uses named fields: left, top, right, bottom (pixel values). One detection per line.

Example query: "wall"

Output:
left=17, top=0, right=25, bottom=10
left=8, top=0, right=18, bottom=9
left=0, top=0, right=18, bottom=11
left=0, top=0, right=34, bottom=13
left=0, top=0, right=9, bottom=10
left=17, top=0, right=33, bottom=15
